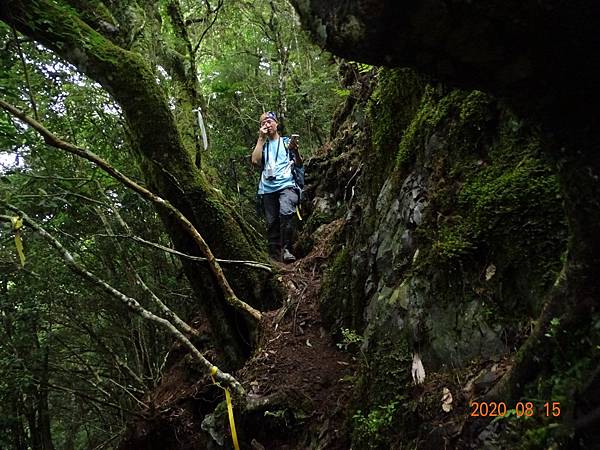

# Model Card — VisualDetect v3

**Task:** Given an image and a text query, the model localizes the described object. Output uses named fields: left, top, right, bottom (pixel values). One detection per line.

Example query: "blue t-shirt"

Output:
left=258, top=136, right=295, bottom=194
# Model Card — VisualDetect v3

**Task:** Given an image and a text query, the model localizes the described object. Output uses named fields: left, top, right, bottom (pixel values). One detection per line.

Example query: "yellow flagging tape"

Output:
left=10, top=217, right=25, bottom=267
left=210, top=366, right=240, bottom=450
left=296, top=205, right=303, bottom=221
left=224, top=388, right=238, bottom=449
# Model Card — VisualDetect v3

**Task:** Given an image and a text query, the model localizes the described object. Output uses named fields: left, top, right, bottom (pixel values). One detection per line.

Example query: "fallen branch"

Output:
left=0, top=99, right=262, bottom=323
left=95, top=233, right=272, bottom=272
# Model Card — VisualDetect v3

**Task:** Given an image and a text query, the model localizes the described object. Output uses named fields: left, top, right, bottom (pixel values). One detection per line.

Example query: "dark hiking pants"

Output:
left=263, top=187, right=299, bottom=257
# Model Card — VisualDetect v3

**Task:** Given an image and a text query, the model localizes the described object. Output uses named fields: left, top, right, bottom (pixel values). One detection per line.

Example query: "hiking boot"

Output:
left=282, top=247, right=296, bottom=263
left=280, top=213, right=296, bottom=263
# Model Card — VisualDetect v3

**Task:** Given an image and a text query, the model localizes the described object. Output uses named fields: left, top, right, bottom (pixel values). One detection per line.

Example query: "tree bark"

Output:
left=37, top=348, right=55, bottom=450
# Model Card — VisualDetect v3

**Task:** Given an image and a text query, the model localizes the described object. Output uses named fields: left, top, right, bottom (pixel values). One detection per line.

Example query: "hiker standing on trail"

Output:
left=252, top=111, right=303, bottom=263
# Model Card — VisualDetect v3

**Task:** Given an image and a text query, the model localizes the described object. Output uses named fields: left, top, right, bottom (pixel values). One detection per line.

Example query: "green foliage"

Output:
left=337, top=327, right=363, bottom=350
left=176, top=0, right=344, bottom=229
left=544, top=317, right=561, bottom=338
left=347, top=62, right=374, bottom=75
left=333, top=87, right=351, bottom=98
left=195, top=0, right=341, bottom=155
left=352, top=400, right=399, bottom=449
left=0, top=2, right=344, bottom=446
left=0, top=24, right=197, bottom=448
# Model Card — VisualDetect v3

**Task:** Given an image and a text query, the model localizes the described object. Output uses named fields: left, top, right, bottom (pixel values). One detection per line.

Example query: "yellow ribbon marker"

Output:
left=10, top=216, right=25, bottom=267
left=296, top=205, right=303, bottom=221
left=210, top=366, right=240, bottom=450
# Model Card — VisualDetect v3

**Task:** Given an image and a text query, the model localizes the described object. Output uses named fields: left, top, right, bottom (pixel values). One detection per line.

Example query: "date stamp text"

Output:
left=469, top=401, right=561, bottom=417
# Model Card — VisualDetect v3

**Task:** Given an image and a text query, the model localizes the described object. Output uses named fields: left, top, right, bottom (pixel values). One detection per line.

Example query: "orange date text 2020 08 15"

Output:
left=469, top=401, right=561, bottom=418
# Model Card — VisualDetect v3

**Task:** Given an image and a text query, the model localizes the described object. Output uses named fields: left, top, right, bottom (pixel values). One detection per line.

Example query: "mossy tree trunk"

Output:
left=0, top=0, right=275, bottom=368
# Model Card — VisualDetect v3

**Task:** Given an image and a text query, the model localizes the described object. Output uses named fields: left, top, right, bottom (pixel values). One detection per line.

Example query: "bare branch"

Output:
left=21, top=174, right=93, bottom=182
left=92, top=201, right=201, bottom=338
left=192, top=0, right=224, bottom=55
left=96, top=233, right=273, bottom=272
left=44, top=380, right=144, bottom=418
left=0, top=99, right=262, bottom=323
left=10, top=25, right=39, bottom=121
left=76, top=321, right=147, bottom=388
left=105, top=377, right=149, bottom=409
left=134, top=273, right=200, bottom=337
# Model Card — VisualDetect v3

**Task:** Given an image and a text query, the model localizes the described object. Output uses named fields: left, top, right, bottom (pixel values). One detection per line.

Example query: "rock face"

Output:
left=294, top=3, right=600, bottom=447
left=306, top=66, right=568, bottom=448
left=290, top=0, right=600, bottom=129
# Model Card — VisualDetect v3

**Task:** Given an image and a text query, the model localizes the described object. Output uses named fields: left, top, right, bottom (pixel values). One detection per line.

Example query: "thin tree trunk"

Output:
left=37, top=348, right=55, bottom=450
left=10, top=398, right=28, bottom=450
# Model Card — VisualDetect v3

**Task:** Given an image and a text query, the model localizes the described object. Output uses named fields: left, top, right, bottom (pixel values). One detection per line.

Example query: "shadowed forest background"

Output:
left=1, top=0, right=599, bottom=449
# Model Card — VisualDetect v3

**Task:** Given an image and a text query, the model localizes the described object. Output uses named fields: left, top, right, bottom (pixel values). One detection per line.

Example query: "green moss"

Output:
left=432, top=130, right=565, bottom=282
left=394, top=87, right=435, bottom=168
left=320, top=246, right=355, bottom=331
left=307, top=48, right=573, bottom=448
left=350, top=335, right=415, bottom=449
left=432, top=222, right=476, bottom=259
left=366, top=68, right=426, bottom=189
left=399, top=86, right=568, bottom=316
left=463, top=88, right=490, bottom=119
left=392, top=87, right=493, bottom=174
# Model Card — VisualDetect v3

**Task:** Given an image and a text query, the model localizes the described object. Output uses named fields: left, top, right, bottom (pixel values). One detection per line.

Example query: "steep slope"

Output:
left=119, top=64, right=588, bottom=449
left=118, top=2, right=600, bottom=445
left=119, top=225, right=358, bottom=449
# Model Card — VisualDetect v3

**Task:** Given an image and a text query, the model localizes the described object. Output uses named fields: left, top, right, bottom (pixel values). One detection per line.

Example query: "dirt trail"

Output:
left=237, top=219, right=356, bottom=449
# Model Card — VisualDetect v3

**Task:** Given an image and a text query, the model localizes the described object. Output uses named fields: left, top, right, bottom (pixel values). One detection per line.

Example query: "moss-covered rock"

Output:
left=320, top=245, right=367, bottom=333
left=311, top=67, right=568, bottom=449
